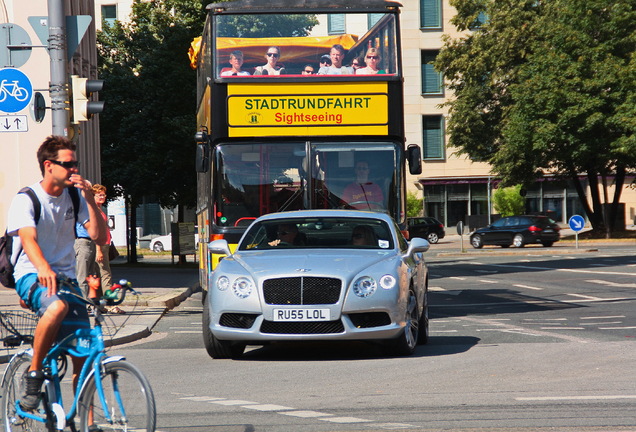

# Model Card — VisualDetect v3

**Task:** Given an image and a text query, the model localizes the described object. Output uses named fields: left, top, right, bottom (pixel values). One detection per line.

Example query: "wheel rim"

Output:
left=471, top=236, right=481, bottom=247
left=513, top=234, right=523, bottom=247
left=428, top=233, right=439, bottom=243
left=404, top=292, right=419, bottom=350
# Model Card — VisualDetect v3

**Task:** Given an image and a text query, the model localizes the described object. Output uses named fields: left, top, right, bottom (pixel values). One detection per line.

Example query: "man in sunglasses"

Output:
left=317, top=44, right=354, bottom=75
left=6, top=135, right=108, bottom=411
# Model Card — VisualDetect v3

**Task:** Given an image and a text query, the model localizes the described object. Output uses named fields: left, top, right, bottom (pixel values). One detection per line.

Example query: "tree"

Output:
left=492, top=185, right=525, bottom=217
left=436, top=0, right=636, bottom=236
left=406, top=191, right=424, bottom=218
left=97, top=0, right=207, bottom=261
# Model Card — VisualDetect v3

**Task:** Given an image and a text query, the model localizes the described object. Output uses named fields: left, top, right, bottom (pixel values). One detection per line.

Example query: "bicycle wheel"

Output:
left=1, top=353, right=48, bottom=432
left=77, top=360, right=156, bottom=432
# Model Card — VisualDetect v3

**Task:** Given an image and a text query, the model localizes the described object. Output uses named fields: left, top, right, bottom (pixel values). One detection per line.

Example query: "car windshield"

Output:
left=239, top=217, right=393, bottom=250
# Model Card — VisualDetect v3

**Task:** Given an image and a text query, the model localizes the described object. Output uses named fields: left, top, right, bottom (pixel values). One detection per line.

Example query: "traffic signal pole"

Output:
left=47, top=0, right=69, bottom=136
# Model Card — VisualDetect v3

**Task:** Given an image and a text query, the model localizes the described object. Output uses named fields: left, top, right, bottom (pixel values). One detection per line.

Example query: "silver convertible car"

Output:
left=203, top=210, right=431, bottom=359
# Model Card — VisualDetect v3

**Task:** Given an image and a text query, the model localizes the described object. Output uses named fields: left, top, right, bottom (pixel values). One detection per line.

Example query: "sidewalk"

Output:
left=0, top=256, right=200, bottom=364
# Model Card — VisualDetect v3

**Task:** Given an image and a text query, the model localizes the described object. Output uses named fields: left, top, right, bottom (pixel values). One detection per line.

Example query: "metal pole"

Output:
left=48, top=0, right=68, bottom=136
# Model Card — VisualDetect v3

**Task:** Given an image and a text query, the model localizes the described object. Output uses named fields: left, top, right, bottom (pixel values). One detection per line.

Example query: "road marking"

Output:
left=580, top=315, right=626, bottom=319
left=449, top=276, right=466, bottom=280
left=478, top=279, right=498, bottom=284
left=540, top=327, right=584, bottom=330
left=429, top=286, right=446, bottom=291
left=517, top=395, right=636, bottom=401
left=599, top=326, right=636, bottom=330
left=175, top=331, right=202, bottom=334
left=469, top=262, right=636, bottom=277
left=280, top=410, right=332, bottom=418
left=243, top=404, right=294, bottom=411
left=321, top=417, right=374, bottom=423
left=587, top=279, right=636, bottom=288
left=513, top=284, right=543, bottom=291
left=178, top=395, right=417, bottom=429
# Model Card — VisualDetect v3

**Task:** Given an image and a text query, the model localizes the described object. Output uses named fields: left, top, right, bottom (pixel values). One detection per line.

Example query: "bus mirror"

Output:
left=407, top=144, right=422, bottom=175
left=196, top=143, right=209, bottom=173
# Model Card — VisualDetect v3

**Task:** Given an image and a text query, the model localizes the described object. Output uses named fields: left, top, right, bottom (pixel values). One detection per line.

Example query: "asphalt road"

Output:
left=108, top=240, right=636, bottom=432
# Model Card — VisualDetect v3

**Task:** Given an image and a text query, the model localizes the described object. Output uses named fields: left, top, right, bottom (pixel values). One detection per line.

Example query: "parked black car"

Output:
left=407, top=217, right=445, bottom=244
left=470, top=215, right=560, bottom=249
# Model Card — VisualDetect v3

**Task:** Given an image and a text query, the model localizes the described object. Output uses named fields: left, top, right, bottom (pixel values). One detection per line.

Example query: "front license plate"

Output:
left=273, top=308, right=331, bottom=322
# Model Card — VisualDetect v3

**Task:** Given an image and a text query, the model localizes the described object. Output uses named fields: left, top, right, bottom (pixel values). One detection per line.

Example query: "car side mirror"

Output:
left=405, top=237, right=429, bottom=256
left=208, top=239, right=232, bottom=256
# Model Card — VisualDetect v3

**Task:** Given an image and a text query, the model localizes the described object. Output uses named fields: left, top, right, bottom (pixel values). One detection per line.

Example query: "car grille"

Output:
left=219, top=313, right=258, bottom=329
left=348, top=312, right=392, bottom=328
left=260, top=320, right=344, bottom=334
left=263, top=277, right=341, bottom=305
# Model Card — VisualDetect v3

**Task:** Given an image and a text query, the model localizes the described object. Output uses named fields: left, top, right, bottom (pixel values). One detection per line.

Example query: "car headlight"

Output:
left=216, top=276, right=230, bottom=291
left=232, top=277, right=254, bottom=299
left=353, top=276, right=377, bottom=298
left=379, top=275, right=396, bottom=290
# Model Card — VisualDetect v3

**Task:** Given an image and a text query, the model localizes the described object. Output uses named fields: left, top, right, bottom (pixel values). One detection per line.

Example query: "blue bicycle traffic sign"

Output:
left=568, top=214, right=585, bottom=232
left=0, top=68, right=32, bottom=113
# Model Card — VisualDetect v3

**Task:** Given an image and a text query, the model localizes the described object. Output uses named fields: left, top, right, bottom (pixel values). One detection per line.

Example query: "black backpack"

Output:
left=0, top=187, right=79, bottom=289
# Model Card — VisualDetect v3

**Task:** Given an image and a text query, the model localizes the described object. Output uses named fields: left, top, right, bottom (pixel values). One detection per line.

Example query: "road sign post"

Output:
left=568, top=215, right=585, bottom=249
left=456, top=221, right=465, bottom=253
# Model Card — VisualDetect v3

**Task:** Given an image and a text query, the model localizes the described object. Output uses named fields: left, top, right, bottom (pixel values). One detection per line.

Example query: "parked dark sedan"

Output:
left=407, top=217, right=445, bottom=244
left=470, top=215, right=560, bottom=248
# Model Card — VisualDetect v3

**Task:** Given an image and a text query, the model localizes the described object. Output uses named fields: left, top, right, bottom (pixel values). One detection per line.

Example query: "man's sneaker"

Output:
left=20, top=370, right=45, bottom=411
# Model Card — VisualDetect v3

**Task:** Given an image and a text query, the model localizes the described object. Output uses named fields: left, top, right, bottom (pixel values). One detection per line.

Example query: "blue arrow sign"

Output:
left=568, top=215, right=585, bottom=232
left=0, top=68, right=32, bottom=113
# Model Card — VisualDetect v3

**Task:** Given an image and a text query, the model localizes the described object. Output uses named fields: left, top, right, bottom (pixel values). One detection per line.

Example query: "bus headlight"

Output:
left=232, top=277, right=254, bottom=299
left=353, top=276, right=377, bottom=298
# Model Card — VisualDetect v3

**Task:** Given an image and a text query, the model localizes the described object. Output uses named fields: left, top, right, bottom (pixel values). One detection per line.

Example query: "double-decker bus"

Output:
left=191, top=0, right=422, bottom=292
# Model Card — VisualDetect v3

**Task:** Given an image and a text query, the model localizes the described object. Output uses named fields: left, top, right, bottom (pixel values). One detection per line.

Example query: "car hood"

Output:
left=229, top=250, right=398, bottom=278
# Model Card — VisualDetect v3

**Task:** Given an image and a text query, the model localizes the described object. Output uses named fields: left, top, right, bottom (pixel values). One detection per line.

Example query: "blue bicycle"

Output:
left=0, top=277, right=156, bottom=432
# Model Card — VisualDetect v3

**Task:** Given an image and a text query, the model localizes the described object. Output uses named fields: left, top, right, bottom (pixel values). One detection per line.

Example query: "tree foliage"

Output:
left=492, top=185, right=525, bottom=217
left=406, top=191, right=424, bottom=218
left=217, top=14, right=318, bottom=37
left=97, top=0, right=207, bottom=260
left=436, top=0, right=636, bottom=235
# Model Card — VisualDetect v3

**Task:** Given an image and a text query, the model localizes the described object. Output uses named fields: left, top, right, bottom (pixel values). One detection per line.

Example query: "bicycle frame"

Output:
left=6, top=286, right=131, bottom=430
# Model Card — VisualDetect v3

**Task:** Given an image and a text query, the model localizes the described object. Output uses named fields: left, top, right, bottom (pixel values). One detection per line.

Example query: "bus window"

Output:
left=214, top=12, right=399, bottom=78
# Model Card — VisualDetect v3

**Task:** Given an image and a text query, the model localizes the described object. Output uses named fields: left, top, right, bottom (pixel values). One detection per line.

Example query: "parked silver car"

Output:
left=203, top=210, right=430, bottom=359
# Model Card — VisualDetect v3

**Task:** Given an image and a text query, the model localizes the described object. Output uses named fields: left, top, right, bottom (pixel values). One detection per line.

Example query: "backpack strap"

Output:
left=68, top=186, right=80, bottom=224
left=18, top=187, right=41, bottom=225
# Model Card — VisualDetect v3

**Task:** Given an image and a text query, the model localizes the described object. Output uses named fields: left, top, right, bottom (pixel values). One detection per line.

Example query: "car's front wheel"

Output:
left=471, top=235, right=483, bottom=249
left=202, top=301, right=246, bottom=359
left=384, top=290, right=419, bottom=356
left=427, top=232, right=439, bottom=244
left=512, top=234, right=525, bottom=248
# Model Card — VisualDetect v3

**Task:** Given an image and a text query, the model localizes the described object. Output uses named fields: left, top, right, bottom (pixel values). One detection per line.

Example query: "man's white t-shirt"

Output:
left=7, top=182, right=89, bottom=282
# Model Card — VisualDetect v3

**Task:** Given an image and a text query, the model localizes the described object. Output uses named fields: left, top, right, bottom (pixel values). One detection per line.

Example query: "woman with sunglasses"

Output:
left=254, top=46, right=285, bottom=75
left=356, top=48, right=385, bottom=75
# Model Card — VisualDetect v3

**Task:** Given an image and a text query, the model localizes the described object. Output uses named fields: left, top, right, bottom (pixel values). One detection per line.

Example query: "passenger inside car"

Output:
left=351, top=225, right=378, bottom=246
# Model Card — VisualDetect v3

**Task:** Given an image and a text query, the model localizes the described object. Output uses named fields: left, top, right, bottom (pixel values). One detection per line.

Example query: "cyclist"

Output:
left=6, top=135, right=108, bottom=411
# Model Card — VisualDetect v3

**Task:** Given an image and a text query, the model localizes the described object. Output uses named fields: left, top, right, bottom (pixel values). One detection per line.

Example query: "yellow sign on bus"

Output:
left=227, top=82, right=389, bottom=137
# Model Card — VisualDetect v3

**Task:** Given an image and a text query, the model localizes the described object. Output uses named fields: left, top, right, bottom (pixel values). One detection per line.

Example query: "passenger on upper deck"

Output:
left=351, top=57, right=363, bottom=72
left=301, top=64, right=315, bottom=75
left=319, top=55, right=331, bottom=69
left=254, top=46, right=285, bottom=75
left=220, top=50, right=250, bottom=76
left=356, top=48, right=385, bottom=75
left=318, top=44, right=354, bottom=75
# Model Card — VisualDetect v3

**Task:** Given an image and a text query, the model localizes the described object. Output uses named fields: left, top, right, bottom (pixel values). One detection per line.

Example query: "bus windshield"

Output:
left=213, top=142, right=402, bottom=228
left=213, top=12, right=399, bottom=78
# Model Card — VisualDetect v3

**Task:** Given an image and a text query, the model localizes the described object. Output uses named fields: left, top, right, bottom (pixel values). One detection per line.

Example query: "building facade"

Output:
left=0, top=0, right=102, bottom=229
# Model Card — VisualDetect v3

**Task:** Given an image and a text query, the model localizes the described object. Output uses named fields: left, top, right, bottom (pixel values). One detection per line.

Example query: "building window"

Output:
left=420, top=0, right=442, bottom=29
left=101, top=5, right=117, bottom=27
left=422, top=116, right=445, bottom=160
left=328, top=14, right=345, bottom=35
left=421, top=51, right=443, bottom=95
left=368, top=13, right=383, bottom=28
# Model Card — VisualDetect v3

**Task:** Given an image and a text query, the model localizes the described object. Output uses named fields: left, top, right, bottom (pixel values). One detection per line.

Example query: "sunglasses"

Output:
left=266, top=53, right=280, bottom=58
left=48, top=159, right=79, bottom=169
left=366, top=56, right=379, bottom=60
